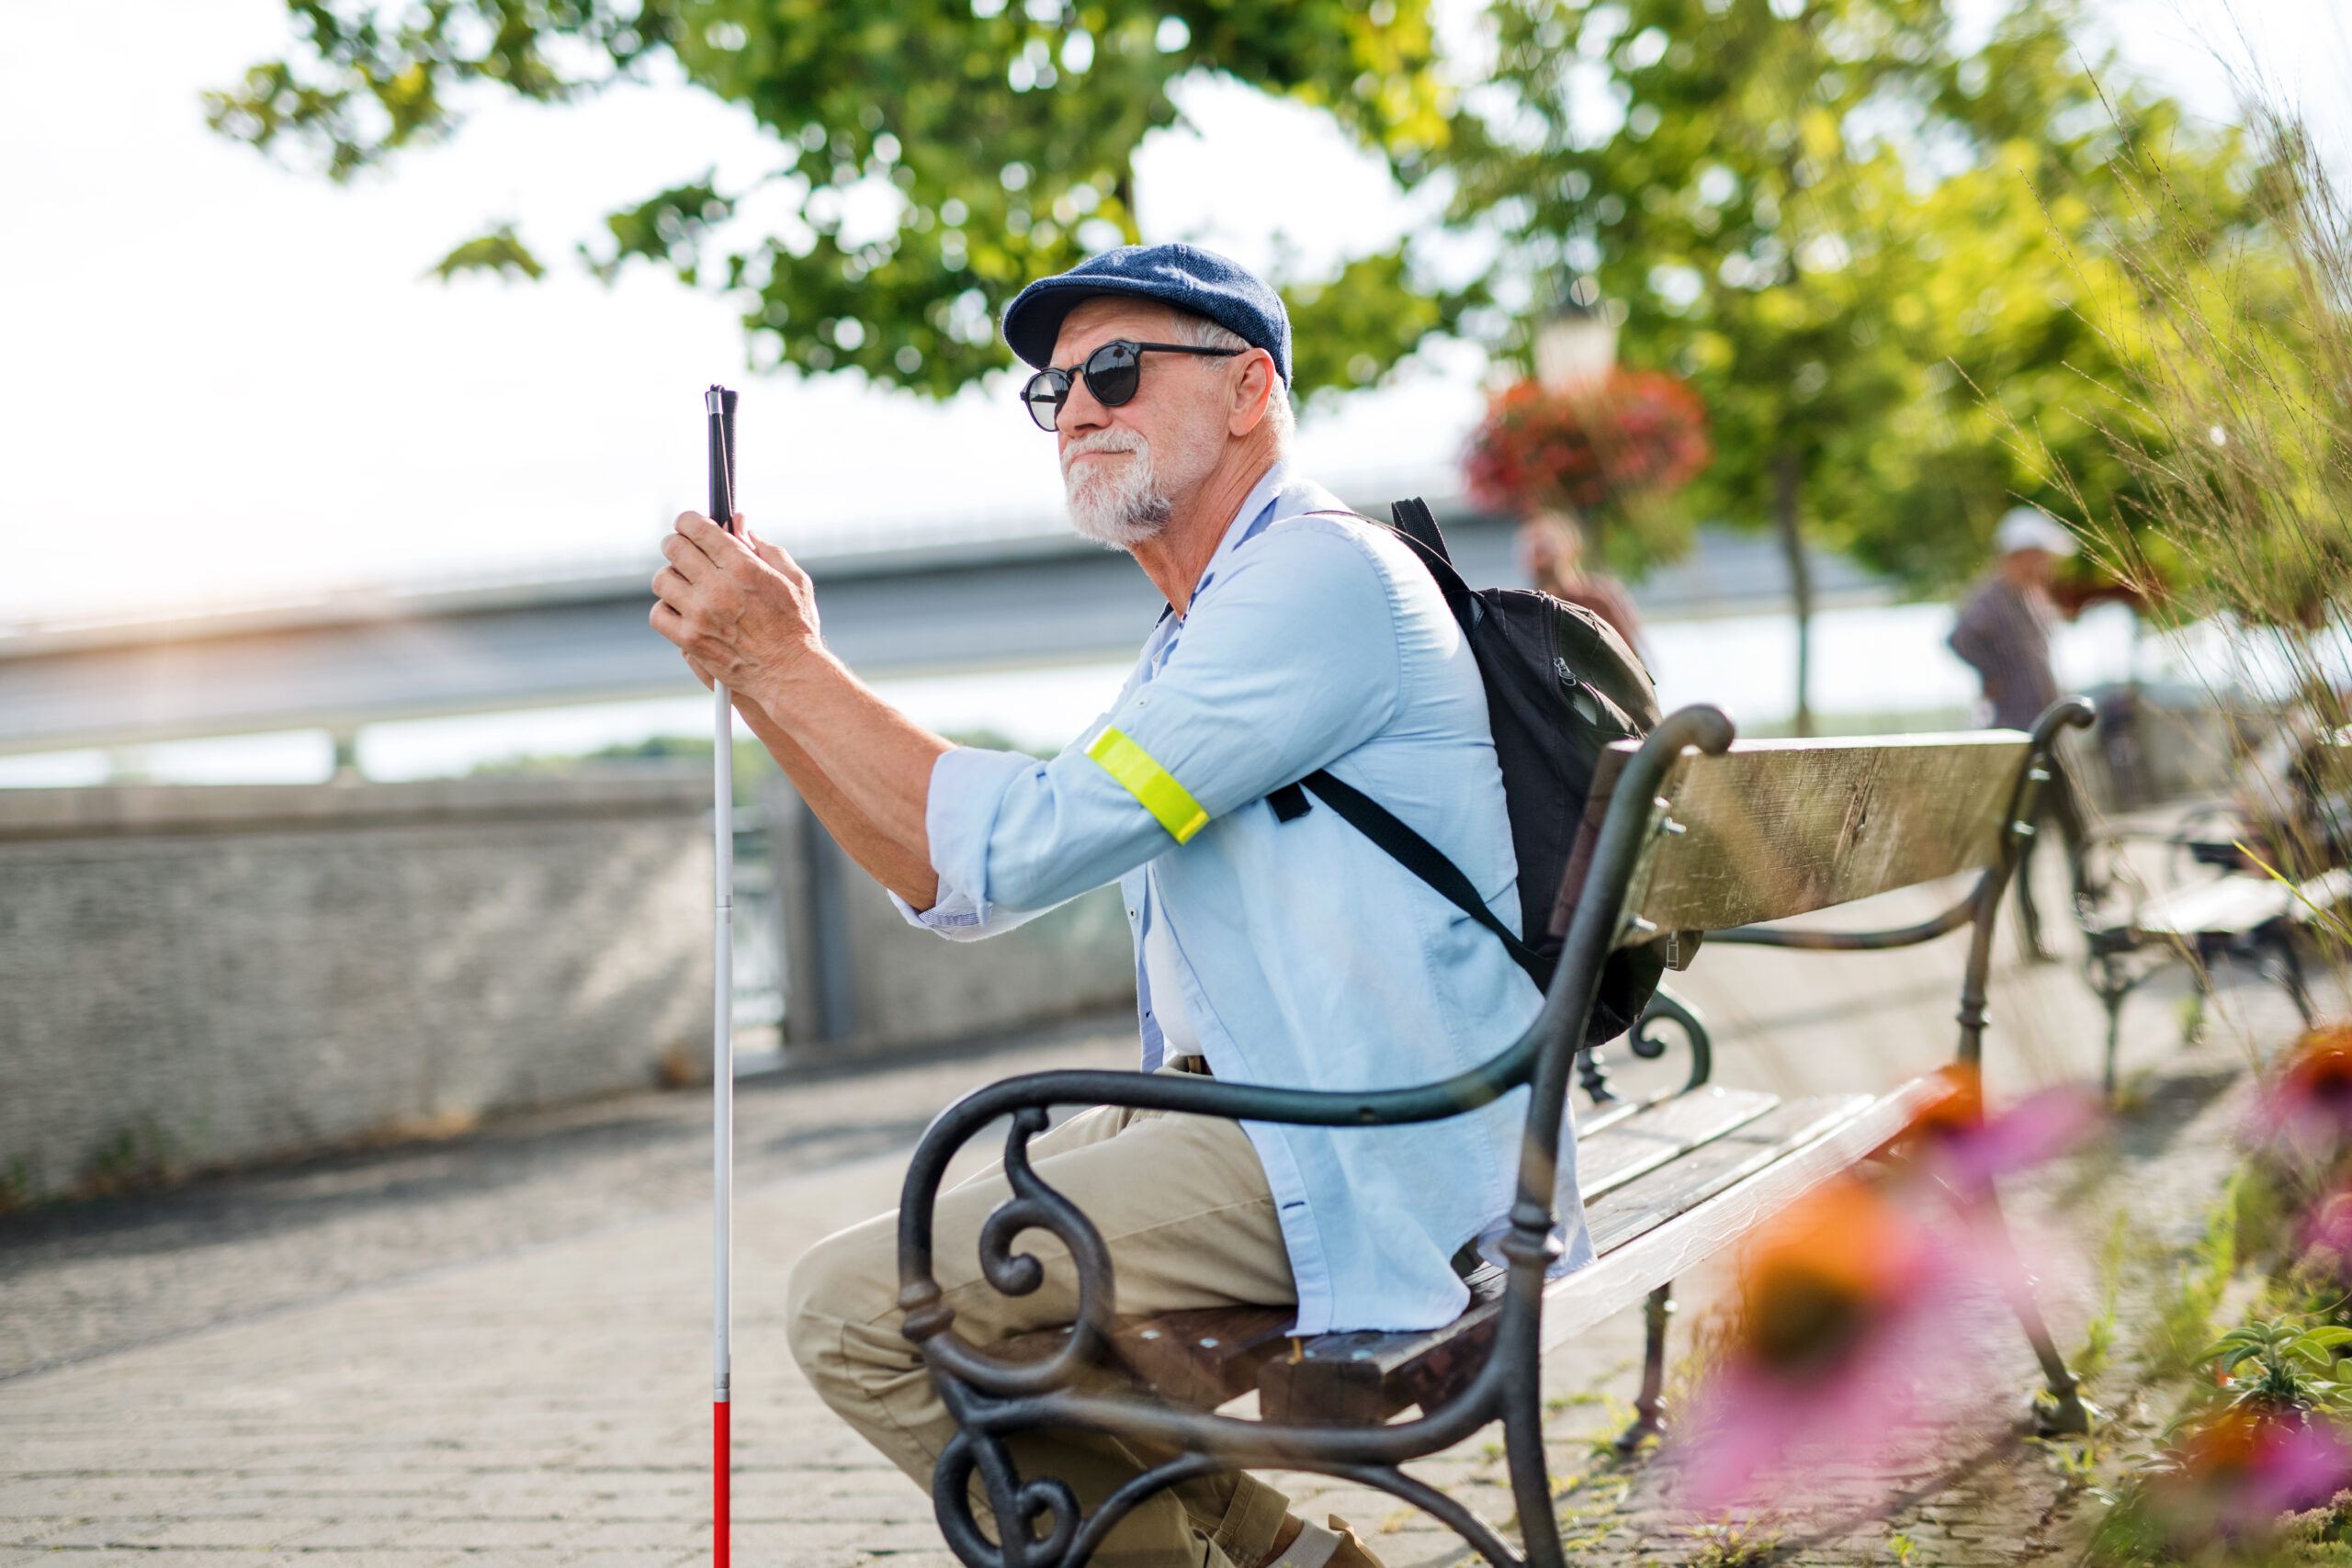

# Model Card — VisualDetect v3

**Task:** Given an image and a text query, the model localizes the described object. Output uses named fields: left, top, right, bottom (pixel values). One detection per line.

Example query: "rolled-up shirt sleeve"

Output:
left=917, top=522, right=1406, bottom=921
left=888, top=878, right=1017, bottom=941
left=888, top=746, right=1063, bottom=940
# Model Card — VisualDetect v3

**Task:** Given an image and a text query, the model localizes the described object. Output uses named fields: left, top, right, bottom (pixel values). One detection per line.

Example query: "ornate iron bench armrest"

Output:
left=888, top=1049, right=1573, bottom=1567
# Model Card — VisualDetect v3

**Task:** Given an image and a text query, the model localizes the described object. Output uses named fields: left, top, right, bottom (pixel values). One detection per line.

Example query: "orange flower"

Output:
left=2273, top=1028, right=2352, bottom=1132
left=1737, top=1176, right=1920, bottom=1374
left=2257, top=1027, right=2352, bottom=1173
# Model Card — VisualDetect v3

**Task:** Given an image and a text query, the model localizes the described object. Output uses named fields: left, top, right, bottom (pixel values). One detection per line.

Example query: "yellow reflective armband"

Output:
left=1085, top=728, right=1210, bottom=844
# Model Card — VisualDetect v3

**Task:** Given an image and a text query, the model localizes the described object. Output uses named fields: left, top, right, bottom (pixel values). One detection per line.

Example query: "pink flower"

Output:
left=1900, top=1067, right=2100, bottom=1198
left=2301, top=1188, right=2352, bottom=1267
left=2258, top=1026, right=2352, bottom=1158
left=1675, top=1074, right=2098, bottom=1511
left=1676, top=1177, right=1998, bottom=1509
left=2146, top=1413, right=2352, bottom=1548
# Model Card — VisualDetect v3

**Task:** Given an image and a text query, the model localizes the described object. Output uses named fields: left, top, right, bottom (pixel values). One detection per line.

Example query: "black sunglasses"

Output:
left=1022, top=340, right=1243, bottom=431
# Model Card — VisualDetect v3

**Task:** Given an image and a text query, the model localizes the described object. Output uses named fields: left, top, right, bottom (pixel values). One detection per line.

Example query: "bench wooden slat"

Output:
left=2299, top=869, right=2352, bottom=923
left=1539, top=1076, right=1944, bottom=1355
left=992, top=1086, right=1937, bottom=1428
left=1257, top=1268, right=1510, bottom=1427
left=1105, top=1303, right=1295, bottom=1407
left=992, top=1302, right=1295, bottom=1413
left=1568, top=733, right=2030, bottom=939
left=1582, top=1095, right=1871, bottom=1254
left=1572, top=1096, right=1656, bottom=1140
left=1575, top=1086, right=1781, bottom=1201
left=1255, top=1092, right=1881, bottom=1427
left=2103, top=865, right=2347, bottom=942
left=2130, top=876, right=2296, bottom=938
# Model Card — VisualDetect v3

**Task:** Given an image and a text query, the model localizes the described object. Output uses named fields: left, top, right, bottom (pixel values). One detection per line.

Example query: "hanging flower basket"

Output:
left=1463, top=368, right=1713, bottom=521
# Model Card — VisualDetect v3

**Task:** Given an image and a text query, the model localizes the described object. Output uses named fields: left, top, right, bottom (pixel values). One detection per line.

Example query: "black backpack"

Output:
left=1266, top=499, right=1666, bottom=1043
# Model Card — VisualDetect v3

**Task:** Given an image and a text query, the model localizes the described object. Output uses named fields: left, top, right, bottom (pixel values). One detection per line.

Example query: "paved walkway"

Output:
left=3, top=857, right=2335, bottom=1566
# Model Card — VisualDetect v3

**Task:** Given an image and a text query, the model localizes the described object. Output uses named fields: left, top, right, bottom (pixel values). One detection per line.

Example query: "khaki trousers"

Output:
left=786, top=1091, right=1298, bottom=1567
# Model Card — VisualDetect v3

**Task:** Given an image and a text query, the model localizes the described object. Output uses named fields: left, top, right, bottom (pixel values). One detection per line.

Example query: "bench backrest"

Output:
left=1575, top=730, right=2033, bottom=942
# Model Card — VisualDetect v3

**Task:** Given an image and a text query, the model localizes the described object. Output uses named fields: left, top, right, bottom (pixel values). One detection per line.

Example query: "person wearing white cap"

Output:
left=1950, top=506, right=2090, bottom=960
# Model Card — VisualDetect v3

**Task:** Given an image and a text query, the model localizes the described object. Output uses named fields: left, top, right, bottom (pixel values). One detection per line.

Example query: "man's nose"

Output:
left=1057, top=370, right=1111, bottom=435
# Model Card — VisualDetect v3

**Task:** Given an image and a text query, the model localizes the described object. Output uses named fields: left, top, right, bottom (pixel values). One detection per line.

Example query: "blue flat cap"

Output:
left=1002, top=243, right=1293, bottom=384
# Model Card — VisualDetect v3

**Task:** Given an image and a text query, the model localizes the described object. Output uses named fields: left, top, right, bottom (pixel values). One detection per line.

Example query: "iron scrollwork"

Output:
left=1579, top=983, right=1713, bottom=1106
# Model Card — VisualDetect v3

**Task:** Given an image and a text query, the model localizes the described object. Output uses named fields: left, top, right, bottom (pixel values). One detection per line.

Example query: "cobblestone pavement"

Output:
left=3, top=866, right=2337, bottom=1566
left=0, top=1014, right=1138, bottom=1382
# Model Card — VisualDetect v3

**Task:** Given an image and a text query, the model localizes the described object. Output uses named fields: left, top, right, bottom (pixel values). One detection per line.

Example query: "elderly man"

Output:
left=1950, top=506, right=2092, bottom=960
left=650, top=245, right=1580, bottom=1568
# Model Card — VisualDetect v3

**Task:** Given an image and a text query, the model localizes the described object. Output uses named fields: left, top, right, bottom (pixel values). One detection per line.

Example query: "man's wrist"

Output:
left=736, top=643, right=839, bottom=733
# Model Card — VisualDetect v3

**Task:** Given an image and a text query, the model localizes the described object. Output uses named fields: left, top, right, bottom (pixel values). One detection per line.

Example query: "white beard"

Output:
left=1062, top=429, right=1173, bottom=547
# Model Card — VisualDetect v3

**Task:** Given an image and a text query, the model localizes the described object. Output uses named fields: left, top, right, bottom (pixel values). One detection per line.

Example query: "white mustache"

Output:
left=1061, top=429, right=1146, bottom=478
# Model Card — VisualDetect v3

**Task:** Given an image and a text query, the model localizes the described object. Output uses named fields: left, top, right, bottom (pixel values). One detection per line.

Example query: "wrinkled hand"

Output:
left=650, top=512, right=822, bottom=704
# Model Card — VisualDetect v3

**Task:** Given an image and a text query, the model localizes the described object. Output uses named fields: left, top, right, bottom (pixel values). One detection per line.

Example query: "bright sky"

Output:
left=0, top=1, right=1481, bottom=632
left=0, top=0, right=2339, bottom=782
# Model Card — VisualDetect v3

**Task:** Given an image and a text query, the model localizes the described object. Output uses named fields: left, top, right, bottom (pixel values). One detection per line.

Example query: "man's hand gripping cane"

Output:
left=650, top=512, right=949, bottom=908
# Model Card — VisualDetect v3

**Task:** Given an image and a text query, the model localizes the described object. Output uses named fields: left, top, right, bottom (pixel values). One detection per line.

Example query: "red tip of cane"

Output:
left=714, top=1400, right=730, bottom=1566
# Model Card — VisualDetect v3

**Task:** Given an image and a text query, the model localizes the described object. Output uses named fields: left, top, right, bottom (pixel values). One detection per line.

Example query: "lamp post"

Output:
left=1527, top=277, right=1621, bottom=572
left=1534, top=277, right=1618, bottom=395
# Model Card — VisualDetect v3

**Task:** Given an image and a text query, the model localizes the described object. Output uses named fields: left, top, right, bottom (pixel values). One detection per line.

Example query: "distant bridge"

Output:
left=0, top=499, right=1884, bottom=758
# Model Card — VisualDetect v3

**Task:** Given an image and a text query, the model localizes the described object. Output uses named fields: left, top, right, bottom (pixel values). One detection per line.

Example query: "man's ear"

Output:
left=1227, top=349, right=1276, bottom=437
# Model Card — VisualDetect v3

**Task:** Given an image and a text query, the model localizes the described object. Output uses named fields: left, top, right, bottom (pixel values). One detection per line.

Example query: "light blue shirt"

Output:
left=899, top=462, right=1594, bottom=1335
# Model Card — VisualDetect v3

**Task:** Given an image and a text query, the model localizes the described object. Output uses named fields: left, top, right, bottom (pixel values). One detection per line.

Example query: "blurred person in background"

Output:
left=1517, top=510, right=1645, bottom=654
left=1950, top=507, right=2095, bottom=962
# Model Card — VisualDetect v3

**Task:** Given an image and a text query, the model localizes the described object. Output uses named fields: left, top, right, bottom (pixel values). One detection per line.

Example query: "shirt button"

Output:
left=1127, top=908, right=1137, bottom=919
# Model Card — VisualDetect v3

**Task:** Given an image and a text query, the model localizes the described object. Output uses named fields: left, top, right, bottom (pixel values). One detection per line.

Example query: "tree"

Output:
left=209, top=0, right=1463, bottom=398
left=1423, top=0, right=2254, bottom=731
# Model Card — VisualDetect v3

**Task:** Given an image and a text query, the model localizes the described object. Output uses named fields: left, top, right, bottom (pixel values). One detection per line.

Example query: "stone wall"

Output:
left=0, top=770, right=1143, bottom=1202
left=0, top=774, right=713, bottom=1201
left=762, top=777, right=1137, bottom=1061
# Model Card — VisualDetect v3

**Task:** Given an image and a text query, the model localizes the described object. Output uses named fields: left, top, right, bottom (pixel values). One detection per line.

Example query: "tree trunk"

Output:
left=1772, top=450, right=1814, bottom=738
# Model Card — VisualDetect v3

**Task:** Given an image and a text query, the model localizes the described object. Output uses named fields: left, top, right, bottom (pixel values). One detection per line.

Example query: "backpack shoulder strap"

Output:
left=1267, top=498, right=1538, bottom=984
left=1296, top=770, right=1547, bottom=986
left=1386, top=499, right=1477, bottom=637
left=1388, top=496, right=1453, bottom=564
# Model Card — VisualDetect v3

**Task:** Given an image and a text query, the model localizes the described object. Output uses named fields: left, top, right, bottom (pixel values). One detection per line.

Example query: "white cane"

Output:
left=703, top=384, right=739, bottom=1568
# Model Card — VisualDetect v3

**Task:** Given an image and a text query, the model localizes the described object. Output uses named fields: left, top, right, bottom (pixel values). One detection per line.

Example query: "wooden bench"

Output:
left=893, top=701, right=2096, bottom=1568
left=2075, top=738, right=2348, bottom=1091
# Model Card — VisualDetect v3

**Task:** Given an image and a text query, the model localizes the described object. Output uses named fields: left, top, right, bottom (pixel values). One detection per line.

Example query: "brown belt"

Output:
left=1170, top=1055, right=1213, bottom=1077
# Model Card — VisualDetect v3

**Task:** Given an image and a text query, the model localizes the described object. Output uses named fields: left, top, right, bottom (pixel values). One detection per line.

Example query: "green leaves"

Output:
left=1283, top=247, right=1466, bottom=397
left=583, top=178, right=733, bottom=288
left=2202, top=1320, right=2352, bottom=1416
left=1420, top=0, right=2257, bottom=592
left=427, top=223, right=547, bottom=283
left=214, top=0, right=1451, bottom=395
left=204, top=2, right=678, bottom=181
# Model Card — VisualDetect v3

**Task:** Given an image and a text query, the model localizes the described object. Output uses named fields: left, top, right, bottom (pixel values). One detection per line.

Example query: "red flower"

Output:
left=1461, top=369, right=1711, bottom=521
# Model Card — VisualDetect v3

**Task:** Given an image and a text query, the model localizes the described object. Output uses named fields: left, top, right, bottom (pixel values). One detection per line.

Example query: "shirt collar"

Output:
left=1185, top=458, right=1351, bottom=607
left=1137, top=460, right=1345, bottom=671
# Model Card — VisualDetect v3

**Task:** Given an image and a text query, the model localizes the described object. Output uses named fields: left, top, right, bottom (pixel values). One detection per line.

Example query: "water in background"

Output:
left=0, top=598, right=2154, bottom=787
